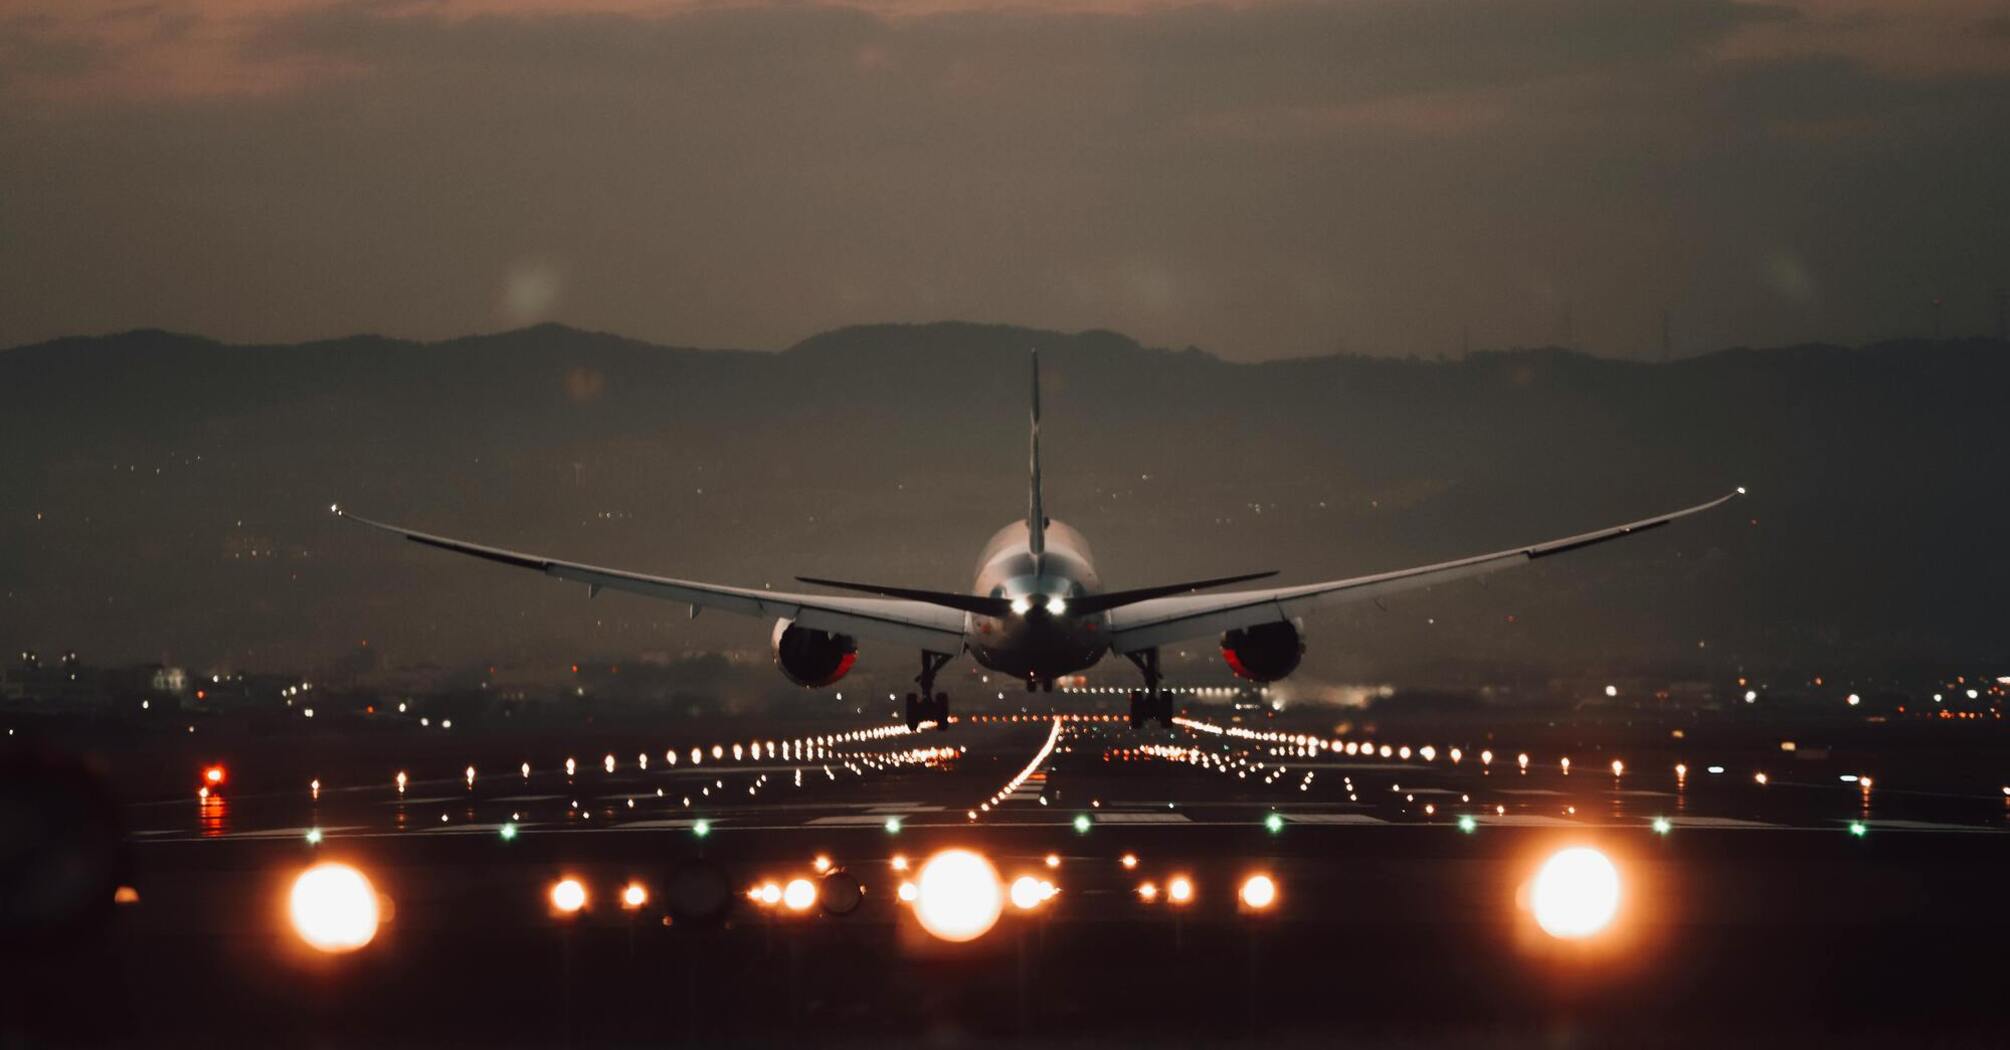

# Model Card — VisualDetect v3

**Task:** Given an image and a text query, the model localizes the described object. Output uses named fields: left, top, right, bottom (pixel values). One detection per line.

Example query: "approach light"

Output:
left=1529, top=847, right=1621, bottom=939
left=549, top=878, right=588, bottom=915
left=782, top=878, right=817, bottom=913
left=913, top=848, right=1004, bottom=943
left=1239, top=874, right=1278, bottom=911
left=288, top=862, right=380, bottom=953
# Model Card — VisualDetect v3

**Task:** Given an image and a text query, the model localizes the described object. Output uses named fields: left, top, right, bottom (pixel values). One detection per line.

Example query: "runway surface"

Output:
left=11, top=706, right=2010, bottom=1046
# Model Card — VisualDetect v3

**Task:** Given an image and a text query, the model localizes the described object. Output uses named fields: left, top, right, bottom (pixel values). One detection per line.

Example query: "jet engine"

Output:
left=1220, top=620, right=1304, bottom=682
left=771, top=619, right=859, bottom=688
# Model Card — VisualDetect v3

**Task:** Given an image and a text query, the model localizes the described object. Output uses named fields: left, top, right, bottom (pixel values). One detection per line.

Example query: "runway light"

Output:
left=692, top=819, right=711, bottom=838
left=550, top=878, right=587, bottom=914
left=203, top=765, right=226, bottom=787
left=913, top=848, right=1004, bottom=943
left=884, top=816, right=902, bottom=834
left=1009, top=875, right=1057, bottom=911
left=1120, top=852, right=1138, bottom=870
left=621, top=882, right=649, bottom=910
left=1239, top=874, right=1278, bottom=911
left=304, top=827, right=323, bottom=846
left=1529, top=847, right=1620, bottom=939
left=782, top=878, right=817, bottom=912
left=288, top=862, right=380, bottom=953
left=1849, top=821, right=1868, bottom=837
left=1166, top=875, right=1194, bottom=905
left=1263, top=812, right=1285, bottom=834
left=890, top=853, right=909, bottom=872
left=1458, top=814, right=1477, bottom=834
left=499, top=822, right=518, bottom=841
left=1073, top=814, right=1092, bottom=834
left=1136, top=881, right=1159, bottom=903
left=1652, top=817, right=1672, bottom=835
left=1044, top=853, right=1061, bottom=869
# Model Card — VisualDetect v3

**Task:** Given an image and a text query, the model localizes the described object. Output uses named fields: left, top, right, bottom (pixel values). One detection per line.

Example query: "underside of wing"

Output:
left=332, top=507, right=966, bottom=652
left=1105, top=490, right=1743, bottom=652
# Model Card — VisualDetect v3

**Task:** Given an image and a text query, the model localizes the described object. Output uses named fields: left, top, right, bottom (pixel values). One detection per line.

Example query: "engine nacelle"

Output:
left=771, top=619, right=859, bottom=688
left=1220, top=620, right=1304, bottom=682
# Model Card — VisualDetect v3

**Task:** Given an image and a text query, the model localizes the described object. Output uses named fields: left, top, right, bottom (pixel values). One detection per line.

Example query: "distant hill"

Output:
left=3, top=322, right=2004, bottom=687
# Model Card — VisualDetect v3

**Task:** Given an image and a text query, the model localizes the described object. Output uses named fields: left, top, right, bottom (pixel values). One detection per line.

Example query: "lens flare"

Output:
left=288, top=862, right=380, bottom=953
left=1529, top=846, right=1621, bottom=939
left=913, top=848, right=1003, bottom=942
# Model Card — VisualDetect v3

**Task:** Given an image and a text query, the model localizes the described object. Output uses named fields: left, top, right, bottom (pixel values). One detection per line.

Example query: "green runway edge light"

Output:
left=1457, top=814, right=1478, bottom=834
left=693, top=819, right=712, bottom=838
left=1652, top=817, right=1673, bottom=835
left=498, top=822, right=518, bottom=841
left=1073, top=814, right=1092, bottom=834
left=1263, top=812, right=1285, bottom=834
left=1849, top=821, right=1868, bottom=837
left=884, top=816, right=902, bottom=834
left=305, top=827, right=323, bottom=846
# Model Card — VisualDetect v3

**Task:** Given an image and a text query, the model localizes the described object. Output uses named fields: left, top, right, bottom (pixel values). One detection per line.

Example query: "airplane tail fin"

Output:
left=1028, top=348, right=1046, bottom=558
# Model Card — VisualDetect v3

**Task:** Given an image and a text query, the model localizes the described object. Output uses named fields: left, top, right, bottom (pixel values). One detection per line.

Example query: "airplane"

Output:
left=334, top=350, right=1741, bottom=731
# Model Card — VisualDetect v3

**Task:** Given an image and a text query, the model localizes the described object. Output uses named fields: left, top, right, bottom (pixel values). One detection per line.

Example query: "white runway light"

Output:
left=288, top=862, right=380, bottom=953
left=1529, top=846, right=1621, bottom=939
left=913, top=848, right=1004, bottom=942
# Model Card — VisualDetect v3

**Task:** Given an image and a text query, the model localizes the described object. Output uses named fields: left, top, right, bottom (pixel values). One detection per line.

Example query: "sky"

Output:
left=3, top=0, right=2007, bottom=360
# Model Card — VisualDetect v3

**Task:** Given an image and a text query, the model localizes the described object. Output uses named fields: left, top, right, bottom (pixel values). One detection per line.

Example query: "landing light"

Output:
left=1010, top=596, right=1033, bottom=616
left=1529, top=847, right=1620, bottom=939
left=1045, top=596, right=1067, bottom=616
left=288, top=862, right=380, bottom=953
left=782, top=878, right=817, bottom=912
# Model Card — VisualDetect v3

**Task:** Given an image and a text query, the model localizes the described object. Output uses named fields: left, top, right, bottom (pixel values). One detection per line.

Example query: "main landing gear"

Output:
left=904, top=651, right=954, bottom=732
left=1123, top=648, right=1173, bottom=729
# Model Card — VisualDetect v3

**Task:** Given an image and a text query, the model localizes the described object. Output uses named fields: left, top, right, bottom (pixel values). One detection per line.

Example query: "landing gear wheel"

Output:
left=904, top=692, right=922, bottom=732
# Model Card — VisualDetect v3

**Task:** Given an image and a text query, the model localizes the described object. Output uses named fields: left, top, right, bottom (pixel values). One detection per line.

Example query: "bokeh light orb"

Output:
left=913, top=848, right=1003, bottom=942
left=288, top=862, right=380, bottom=953
left=1530, top=846, right=1621, bottom=939
left=782, top=877, right=818, bottom=912
left=1239, top=874, right=1277, bottom=910
left=549, top=877, right=588, bottom=914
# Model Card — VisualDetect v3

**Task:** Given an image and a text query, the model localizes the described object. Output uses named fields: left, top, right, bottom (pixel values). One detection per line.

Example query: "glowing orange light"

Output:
left=203, top=765, right=226, bottom=786
left=620, top=882, right=648, bottom=910
left=549, top=878, right=588, bottom=914
left=1239, top=874, right=1278, bottom=911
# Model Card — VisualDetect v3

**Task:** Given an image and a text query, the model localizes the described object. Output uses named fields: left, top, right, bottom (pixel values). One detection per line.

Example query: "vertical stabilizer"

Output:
left=1027, top=348, right=1046, bottom=558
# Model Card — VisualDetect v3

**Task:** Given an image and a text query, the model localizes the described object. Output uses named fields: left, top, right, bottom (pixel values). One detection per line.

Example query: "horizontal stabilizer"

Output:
left=796, top=577, right=1013, bottom=617
left=1069, top=571, right=1279, bottom=614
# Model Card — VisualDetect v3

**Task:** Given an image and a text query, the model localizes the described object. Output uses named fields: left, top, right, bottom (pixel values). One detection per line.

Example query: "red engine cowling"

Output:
left=771, top=618, right=859, bottom=687
left=1220, top=620, right=1304, bottom=682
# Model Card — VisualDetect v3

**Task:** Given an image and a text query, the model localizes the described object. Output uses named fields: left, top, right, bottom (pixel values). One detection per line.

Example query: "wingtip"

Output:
left=328, top=502, right=343, bottom=517
left=1735, top=485, right=1748, bottom=497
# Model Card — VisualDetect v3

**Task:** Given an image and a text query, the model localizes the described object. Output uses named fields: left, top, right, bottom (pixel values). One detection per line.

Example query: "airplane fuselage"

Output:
left=964, top=518, right=1107, bottom=681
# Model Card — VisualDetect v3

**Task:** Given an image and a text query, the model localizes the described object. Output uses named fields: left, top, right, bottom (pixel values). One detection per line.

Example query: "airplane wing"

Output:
left=1104, top=490, right=1742, bottom=653
left=332, top=508, right=966, bottom=653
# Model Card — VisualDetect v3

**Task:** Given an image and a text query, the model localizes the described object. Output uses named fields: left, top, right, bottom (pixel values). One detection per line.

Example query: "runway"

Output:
left=13, top=706, right=2010, bottom=1045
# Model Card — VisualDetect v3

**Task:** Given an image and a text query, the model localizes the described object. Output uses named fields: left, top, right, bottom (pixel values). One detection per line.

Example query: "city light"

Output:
left=621, top=882, right=649, bottom=909
left=913, top=848, right=1004, bottom=943
left=1529, top=847, right=1621, bottom=939
left=1166, top=875, right=1194, bottom=905
left=1009, top=875, right=1058, bottom=911
left=288, top=862, right=380, bottom=953
left=549, top=878, right=588, bottom=914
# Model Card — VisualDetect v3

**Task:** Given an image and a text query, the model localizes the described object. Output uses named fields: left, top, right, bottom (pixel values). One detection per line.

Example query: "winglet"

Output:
left=1028, top=348, right=1046, bottom=559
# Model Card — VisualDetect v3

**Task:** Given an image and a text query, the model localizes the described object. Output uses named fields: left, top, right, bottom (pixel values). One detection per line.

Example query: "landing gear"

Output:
left=909, top=651, right=954, bottom=732
left=1123, top=648, right=1173, bottom=729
